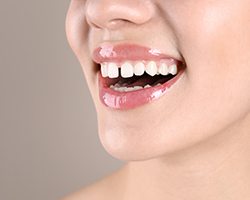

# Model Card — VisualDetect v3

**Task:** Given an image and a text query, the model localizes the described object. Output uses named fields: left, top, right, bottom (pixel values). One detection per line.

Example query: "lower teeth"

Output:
left=110, top=83, right=161, bottom=92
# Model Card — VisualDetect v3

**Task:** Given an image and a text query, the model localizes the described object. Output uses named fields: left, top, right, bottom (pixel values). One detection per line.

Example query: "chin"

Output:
left=96, top=104, right=239, bottom=162
left=97, top=118, right=198, bottom=162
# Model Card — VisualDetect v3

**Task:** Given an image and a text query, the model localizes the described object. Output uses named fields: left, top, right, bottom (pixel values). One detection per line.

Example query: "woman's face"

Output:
left=66, top=0, right=250, bottom=161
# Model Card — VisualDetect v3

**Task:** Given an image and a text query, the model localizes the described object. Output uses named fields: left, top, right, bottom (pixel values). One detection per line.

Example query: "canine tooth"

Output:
left=146, top=61, right=157, bottom=76
left=110, top=85, right=115, bottom=88
left=108, top=63, right=119, bottom=78
left=101, top=63, right=108, bottom=77
left=134, top=62, right=145, bottom=76
left=144, top=84, right=151, bottom=88
left=169, top=64, right=177, bottom=75
left=121, top=62, right=134, bottom=78
left=159, top=63, right=169, bottom=76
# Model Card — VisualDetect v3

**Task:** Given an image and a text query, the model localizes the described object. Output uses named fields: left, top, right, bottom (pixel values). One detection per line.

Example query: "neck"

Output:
left=123, top=117, right=250, bottom=200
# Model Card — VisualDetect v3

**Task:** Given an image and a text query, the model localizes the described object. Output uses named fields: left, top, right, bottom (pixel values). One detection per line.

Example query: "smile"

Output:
left=93, top=44, right=185, bottom=110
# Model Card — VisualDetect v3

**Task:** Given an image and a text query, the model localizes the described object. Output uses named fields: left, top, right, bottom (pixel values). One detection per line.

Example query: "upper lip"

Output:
left=92, top=43, right=182, bottom=64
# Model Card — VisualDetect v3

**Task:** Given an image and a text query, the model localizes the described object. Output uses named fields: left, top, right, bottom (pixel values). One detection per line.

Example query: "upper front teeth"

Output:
left=121, top=62, right=134, bottom=78
left=101, top=61, right=178, bottom=78
left=107, top=63, right=119, bottom=78
left=134, top=62, right=145, bottom=76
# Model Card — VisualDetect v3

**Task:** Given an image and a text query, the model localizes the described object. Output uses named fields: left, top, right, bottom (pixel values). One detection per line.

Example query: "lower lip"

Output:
left=98, top=70, right=184, bottom=110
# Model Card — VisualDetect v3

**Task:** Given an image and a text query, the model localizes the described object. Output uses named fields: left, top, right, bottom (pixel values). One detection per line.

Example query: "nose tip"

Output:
left=85, top=0, right=155, bottom=30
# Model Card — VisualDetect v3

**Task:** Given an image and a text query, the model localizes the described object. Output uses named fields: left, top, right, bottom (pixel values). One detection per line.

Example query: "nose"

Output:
left=85, top=0, right=155, bottom=30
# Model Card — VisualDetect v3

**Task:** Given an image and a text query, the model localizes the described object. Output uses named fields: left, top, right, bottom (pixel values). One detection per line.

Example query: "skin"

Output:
left=63, top=0, right=250, bottom=199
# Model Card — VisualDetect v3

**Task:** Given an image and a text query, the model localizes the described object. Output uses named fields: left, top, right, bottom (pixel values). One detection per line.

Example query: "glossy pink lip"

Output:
left=93, top=44, right=180, bottom=63
left=93, top=44, right=184, bottom=110
left=98, top=70, right=184, bottom=110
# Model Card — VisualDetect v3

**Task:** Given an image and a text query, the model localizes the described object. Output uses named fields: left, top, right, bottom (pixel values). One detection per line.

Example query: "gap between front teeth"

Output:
left=101, top=61, right=178, bottom=78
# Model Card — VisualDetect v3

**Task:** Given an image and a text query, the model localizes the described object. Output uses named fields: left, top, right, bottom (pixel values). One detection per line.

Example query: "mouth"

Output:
left=93, top=44, right=186, bottom=110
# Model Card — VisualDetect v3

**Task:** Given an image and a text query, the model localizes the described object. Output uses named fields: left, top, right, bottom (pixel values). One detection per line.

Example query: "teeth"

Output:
left=101, top=63, right=108, bottom=77
left=111, top=85, right=144, bottom=92
left=158, top=63, right=169, bottom=75
left=169, top=64, right=177, bottom=75
left=134, top=62, right=145, bottom=76
left=124, top=87, right=135, bottom=92
left=121, top=62, right=134, bottom=78
left=108, top=63, right=119, bottom=78
left=133, top=86, right=143, bottom=90
left=146, top=61, right=158, bottom=76
left=144, top=84, right=151, bottom=88
left=100, top=60, right=179, bottom=78
left=117, top=87, right=127, bottom=92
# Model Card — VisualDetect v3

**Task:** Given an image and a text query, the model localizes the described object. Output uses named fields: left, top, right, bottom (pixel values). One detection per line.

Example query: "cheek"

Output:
left=170, top=0, right=250, bottom=67
left=155, top=1, right=250, bottom=139
left=176, top=1, right=250, bottom=124
left=66, top=2, right=100, bottom=99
